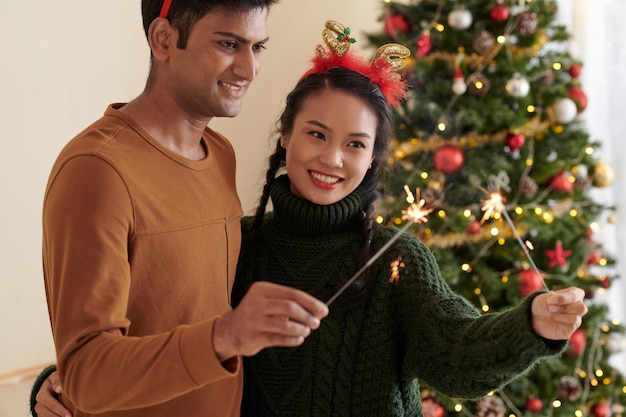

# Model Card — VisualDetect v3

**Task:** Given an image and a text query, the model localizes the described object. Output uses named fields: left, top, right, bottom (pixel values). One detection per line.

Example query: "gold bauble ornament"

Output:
left=592, top=160, right=615, bottom=188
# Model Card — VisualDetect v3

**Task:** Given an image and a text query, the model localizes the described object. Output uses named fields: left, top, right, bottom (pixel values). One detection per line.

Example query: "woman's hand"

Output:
left=34, top=371, right=72, bottom=417
left=531, top=287, right=588, bottom=340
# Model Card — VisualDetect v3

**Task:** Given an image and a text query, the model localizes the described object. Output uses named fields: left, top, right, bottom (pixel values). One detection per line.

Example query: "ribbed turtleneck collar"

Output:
left=269, top=175, right=364, bottom=236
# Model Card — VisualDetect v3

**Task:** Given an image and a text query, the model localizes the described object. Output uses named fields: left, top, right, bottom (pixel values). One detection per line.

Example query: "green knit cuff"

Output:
left=521, top=291, right=568, bottom=353
left=29, top=364, right=57, bottom=417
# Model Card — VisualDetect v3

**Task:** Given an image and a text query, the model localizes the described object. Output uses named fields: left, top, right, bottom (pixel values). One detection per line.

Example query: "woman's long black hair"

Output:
left=242, top=66, right=394, bottom=307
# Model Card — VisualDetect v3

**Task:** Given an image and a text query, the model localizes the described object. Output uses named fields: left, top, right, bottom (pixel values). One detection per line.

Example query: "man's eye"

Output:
left=221, top=41, right=237, bottom=49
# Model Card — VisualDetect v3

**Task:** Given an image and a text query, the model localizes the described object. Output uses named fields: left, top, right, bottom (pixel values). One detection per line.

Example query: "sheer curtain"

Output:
left=557, top=0, right=626, bottom=371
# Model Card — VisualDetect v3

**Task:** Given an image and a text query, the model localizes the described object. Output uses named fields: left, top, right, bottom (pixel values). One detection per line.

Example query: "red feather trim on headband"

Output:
left=299, top=21, right=410, bottom=107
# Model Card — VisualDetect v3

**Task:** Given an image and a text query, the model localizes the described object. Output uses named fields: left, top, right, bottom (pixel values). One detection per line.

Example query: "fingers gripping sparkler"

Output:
left=326, top=186, right=433, bottom=306
left=481, top=190, right=550, bottom=292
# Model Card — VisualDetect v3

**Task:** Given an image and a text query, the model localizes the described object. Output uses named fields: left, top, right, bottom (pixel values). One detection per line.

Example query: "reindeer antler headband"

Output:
left=300, top=20, right=411, bottom=107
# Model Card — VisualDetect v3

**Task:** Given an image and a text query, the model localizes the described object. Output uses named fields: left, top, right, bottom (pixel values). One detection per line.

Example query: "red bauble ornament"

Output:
left=588, top=249, right=602, bottom=265
left=592, top=403, right=612, bottom=417
left=490, top=1, right=510, bottom=22
left=519, top=269, right=544, bottom=297
left=549, top=172, right=574, bottom=193
left=505, top=133, right=525, bottom=150
left=569, top=63, right=582, bottom=78
left=467, top=220, right=481, bottom=235
left=422, top=398, right=445, bottom=417
left=525, top=397, right=543, bottom=413
left=433, top=145, right=464, bottom=174
left=384, top=13, right=411, bottom=39
left=568, top=85, right=588, bottom=112
left=600, top=275, right=611, bottom=289
left=567, top=329, right=587, bottom=356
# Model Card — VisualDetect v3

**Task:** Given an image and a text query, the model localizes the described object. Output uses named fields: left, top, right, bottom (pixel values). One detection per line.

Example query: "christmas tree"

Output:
left=366, top=1, right=625, bottom=416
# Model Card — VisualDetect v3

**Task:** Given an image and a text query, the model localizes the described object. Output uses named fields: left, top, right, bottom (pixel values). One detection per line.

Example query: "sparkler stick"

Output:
left=326, top=186, right=432, bottom=306
left=481, top=191, right=550, bottom=292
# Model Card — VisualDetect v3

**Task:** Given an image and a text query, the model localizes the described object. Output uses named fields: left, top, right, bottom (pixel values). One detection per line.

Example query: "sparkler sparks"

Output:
left=480, top=188, right=549, bottom=292
left=326, top=186, right=432, bottom=306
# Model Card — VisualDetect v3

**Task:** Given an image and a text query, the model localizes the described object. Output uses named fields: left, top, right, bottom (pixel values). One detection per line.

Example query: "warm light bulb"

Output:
left=552, top=62, right=562, bottom=70
left=552, top=400, right=562, bottom=408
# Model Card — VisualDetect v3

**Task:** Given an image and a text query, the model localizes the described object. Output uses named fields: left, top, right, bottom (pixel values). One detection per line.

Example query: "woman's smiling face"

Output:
left=282, top=89, right=377, bottom=205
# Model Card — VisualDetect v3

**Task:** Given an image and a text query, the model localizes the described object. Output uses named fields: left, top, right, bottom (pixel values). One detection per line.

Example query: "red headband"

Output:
left=300, top=21, right=410, bottom=107
left=159, top=0, right=173, bottom=18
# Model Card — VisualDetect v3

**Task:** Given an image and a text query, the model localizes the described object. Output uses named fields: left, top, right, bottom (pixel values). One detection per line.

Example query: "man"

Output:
left=36, top=1, right=328, bottom=416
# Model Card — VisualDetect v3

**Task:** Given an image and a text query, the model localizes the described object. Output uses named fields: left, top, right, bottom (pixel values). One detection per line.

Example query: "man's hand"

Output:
left=34, top=371, right=72, bottom=417
left=531, top=287, right=588, bottom=340
left=213, top=281, right=329, bottom=360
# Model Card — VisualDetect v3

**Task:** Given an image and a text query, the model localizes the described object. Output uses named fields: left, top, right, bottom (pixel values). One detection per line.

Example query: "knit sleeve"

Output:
left=29, top=364, right=57, bottom=417
left=390, top=232, right=565, bottom=399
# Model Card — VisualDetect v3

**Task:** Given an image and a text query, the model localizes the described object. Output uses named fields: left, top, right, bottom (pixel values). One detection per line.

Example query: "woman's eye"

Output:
left=310, top=131, right=325, bottom=140
left=348, top=141, right=366, bottom=149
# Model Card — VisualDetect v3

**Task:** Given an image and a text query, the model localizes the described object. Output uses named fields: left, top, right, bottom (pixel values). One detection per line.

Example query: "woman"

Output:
left=31, top=20, right=587, bottom=417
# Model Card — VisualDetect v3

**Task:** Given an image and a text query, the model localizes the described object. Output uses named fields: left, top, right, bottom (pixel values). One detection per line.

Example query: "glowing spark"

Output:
left=389, top=254, right=404, bottom=286
left=402, top=185, right=433, bottom=224
left=481, top=191, right=506, bottom=223
left=326, top=185, right=432, bottom=306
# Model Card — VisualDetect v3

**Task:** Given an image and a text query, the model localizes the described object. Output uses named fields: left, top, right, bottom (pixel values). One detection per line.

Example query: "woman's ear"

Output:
left=280, top=134, right=289, bottom=148
left=148, top=18, right=174, bottom=62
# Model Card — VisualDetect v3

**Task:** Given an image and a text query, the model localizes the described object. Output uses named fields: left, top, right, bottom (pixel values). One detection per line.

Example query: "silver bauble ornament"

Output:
left=448, top=8, right=473, bottom=31
left=552, top=97, right=577, bottom=123
left=505, top=73, right=530, bottom=97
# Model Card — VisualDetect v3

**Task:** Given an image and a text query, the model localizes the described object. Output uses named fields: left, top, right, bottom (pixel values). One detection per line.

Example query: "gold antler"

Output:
left=317, top=20, right=354, bottom=57
left=374, top=44, right=411, bottom=75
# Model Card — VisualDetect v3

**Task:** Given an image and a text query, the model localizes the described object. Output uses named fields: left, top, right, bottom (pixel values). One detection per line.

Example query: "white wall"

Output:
left=0, top=0, right=382, bottom=375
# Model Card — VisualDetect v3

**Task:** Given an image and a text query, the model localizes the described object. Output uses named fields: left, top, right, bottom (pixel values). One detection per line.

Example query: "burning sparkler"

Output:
left=480, top=189, right=549, bottom=292
left=326, top=186, right=433, bottom=306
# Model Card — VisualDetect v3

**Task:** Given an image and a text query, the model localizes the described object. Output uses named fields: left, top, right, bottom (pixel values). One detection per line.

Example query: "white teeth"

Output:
left=221, top=82, right=241, bottom=91
left=310, top=171, right=340, bottom=184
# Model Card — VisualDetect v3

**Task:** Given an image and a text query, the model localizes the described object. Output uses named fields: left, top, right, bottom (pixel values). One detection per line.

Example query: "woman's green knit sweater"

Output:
left=233, top=175, right=565, bottom=417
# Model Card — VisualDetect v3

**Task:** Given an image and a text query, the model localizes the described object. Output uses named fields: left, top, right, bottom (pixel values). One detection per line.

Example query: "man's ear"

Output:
left=147, top=18, right=174, bottom=62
